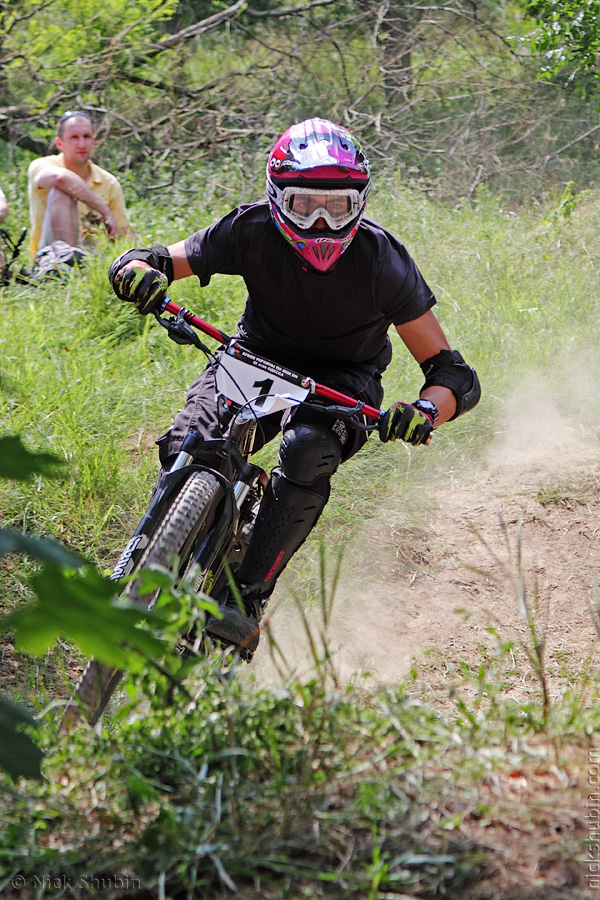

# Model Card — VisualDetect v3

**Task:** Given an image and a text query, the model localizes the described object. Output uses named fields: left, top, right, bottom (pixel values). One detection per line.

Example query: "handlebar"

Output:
left=159, top=298, right=385, bottom=424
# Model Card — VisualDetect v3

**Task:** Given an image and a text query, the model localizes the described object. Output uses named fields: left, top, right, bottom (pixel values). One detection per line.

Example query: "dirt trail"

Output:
left=252, top=396, right=600, bottom=691
left=249, top=396, right=600, bottom=898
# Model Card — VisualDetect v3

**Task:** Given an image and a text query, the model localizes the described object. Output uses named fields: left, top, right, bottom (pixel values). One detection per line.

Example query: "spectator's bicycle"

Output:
left=63, top=299, right=393, bottom=727
left=0, top=227, right=27, bottom=285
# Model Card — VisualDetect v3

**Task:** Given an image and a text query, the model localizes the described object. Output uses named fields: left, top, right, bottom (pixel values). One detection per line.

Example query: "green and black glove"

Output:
left=108, top=259, right=168, bottom=315
left=378, top=400, right=436, bottom=446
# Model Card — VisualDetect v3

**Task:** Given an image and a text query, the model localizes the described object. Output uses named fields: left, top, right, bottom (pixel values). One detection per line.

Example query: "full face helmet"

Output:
left=266, top=118, right=371, bottom=273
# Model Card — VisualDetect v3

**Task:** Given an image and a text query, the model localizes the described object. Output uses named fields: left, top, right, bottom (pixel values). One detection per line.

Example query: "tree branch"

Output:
left=0, top=107, right=48, bottom=154
left=0, top=122, right=47, bottom=155
left=143, top=0, right=247, bottom=58
left=246, top=0, right=341, bottom=17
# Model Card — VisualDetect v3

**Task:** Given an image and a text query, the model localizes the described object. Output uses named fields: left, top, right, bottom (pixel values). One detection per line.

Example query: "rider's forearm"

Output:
left=166, top=240, right=193, bottom=279
left=36, top=168, right=112, bottom=220
left=419, top=385, right=456, bottom=426
left=117, top=241, right=192, bottom=280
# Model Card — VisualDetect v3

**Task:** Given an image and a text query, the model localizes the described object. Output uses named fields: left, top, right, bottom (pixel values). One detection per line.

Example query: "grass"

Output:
left=1, top=180, right=600, bottom=896
left=0, top=585, right=593, bottom=898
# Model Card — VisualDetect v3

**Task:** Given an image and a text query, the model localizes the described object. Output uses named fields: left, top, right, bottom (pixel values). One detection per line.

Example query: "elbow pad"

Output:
left=109, top=245, right=174, bottom=285
left=420, top=349, right=481, bottom=420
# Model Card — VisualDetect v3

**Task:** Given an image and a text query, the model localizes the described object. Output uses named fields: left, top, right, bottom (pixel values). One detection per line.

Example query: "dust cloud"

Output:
left=248, top=359, right=600, bottom=692
left=488, top=367, right=597, bottom=473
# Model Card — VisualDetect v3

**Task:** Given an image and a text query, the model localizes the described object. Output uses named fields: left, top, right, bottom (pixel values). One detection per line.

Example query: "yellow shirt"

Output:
left=27, top=153, right=132, bottom=260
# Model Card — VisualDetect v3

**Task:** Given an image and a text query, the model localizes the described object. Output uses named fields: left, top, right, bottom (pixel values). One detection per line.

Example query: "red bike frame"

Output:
left=163, top=299, right=385, bottom=424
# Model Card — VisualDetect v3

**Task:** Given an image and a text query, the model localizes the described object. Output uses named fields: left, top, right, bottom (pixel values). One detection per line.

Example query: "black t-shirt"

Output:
left=184, top=202, right=436, bottom=379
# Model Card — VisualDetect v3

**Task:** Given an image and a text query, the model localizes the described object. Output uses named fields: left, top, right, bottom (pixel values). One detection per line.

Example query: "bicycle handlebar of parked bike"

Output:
left=160, top=298, right=386, bottom=424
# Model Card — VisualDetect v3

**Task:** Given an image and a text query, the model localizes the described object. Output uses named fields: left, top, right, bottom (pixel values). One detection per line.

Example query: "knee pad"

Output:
left=279, top=422, right=342, bottom=491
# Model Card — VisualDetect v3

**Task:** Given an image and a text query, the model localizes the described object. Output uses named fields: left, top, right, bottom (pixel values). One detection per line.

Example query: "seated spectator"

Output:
left=27, top=110, right=135, bottom=262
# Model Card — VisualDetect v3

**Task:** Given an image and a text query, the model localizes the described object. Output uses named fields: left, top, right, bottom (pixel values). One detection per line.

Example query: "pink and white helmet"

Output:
left=266, top=118, right=371, bottom=273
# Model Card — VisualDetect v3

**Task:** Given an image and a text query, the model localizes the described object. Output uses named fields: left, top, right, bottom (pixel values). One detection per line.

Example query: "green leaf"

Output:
left=0, top=435, right=62, bottom=481
left=136, top=566, right=177, bottom=592
left=0, top=694, right=43, bottom=781
left=1, top=564, right=166, bottom=671
left=0, top=528, right=82, bottom=568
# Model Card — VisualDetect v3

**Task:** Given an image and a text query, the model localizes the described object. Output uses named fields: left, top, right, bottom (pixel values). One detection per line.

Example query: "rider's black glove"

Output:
left=379, top=401, right=435, bottom=446
left=108, top=259, right=168, bottom=315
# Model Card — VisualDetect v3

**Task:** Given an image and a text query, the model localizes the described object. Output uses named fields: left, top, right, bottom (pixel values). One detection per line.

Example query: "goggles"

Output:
left=280, top=186, right=362, bottom=231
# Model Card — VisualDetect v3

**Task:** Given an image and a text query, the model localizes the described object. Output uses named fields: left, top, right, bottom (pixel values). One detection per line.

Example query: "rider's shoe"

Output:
left=205, top=588, right=265, bottom=658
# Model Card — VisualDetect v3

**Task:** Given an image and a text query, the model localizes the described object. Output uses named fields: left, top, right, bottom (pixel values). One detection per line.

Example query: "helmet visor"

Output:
left=281, top=187, right=362, bottom=232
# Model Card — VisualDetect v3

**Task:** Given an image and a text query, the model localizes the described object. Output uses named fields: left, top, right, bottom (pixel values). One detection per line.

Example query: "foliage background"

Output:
left=4, top=0, right=600, bottom=204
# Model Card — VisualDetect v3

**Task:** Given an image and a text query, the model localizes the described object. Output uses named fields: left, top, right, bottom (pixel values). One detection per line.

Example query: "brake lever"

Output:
left=315, top=400, right=376, bottom=429
left=154, top=308, right=211, bottom=352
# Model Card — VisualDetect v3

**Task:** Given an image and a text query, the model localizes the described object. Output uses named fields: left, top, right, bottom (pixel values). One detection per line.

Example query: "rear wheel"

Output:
left=62, top=471, right=223, bottom=728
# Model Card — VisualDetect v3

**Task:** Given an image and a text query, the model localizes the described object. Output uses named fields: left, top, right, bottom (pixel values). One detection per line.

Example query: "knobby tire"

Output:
left=63, top=471, right=223, bottom=728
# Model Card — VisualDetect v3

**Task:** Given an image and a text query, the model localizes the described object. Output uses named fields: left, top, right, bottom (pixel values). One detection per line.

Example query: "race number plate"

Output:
left=215, top=341, right=313, bottom=416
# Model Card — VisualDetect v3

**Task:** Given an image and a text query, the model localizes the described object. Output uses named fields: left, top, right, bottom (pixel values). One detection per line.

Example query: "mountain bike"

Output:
left=62, top=299, right=391, bottom=727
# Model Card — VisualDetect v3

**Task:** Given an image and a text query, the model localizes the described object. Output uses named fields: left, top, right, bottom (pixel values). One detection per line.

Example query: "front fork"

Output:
left=166, top=429, right=268, bottom=580
left=111, top=409, right=269, bottom=591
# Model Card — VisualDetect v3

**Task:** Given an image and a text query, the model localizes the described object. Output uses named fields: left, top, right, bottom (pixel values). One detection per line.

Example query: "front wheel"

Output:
left=62, top=471, right=223, bottom=728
